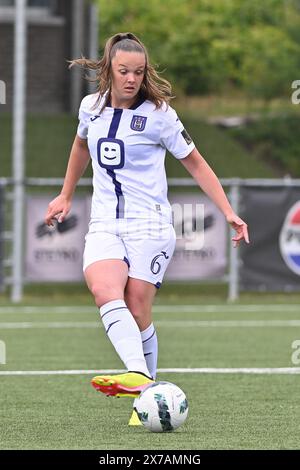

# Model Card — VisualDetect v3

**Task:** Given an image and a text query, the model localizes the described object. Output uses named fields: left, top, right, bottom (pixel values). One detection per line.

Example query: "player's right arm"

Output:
left=45, top=135, right=90, bottom=226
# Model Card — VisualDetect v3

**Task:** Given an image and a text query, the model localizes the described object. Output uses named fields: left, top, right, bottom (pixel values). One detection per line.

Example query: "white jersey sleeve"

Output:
left=77, top=94, right=99, bottom=139
left=160, top=106, right=195, bottom=159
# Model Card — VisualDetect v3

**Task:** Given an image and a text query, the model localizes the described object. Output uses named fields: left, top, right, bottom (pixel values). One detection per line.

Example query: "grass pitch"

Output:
left=0, top=301, right=300, bottom=450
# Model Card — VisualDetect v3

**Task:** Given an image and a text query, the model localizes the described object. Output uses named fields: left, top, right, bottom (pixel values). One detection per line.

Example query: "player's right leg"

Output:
left=83, top=229, right=153, bottom=396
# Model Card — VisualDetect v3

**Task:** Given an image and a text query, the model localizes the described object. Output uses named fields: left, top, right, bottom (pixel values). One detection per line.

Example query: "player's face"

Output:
left=111, top=50, right=146, bottom=107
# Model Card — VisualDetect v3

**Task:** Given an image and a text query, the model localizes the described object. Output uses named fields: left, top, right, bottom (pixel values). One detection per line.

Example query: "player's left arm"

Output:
left=180, top=147, right=249, bottom=247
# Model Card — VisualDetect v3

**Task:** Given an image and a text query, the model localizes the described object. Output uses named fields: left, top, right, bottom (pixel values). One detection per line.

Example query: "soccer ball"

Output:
left=135, top=381, right=188, bottom=432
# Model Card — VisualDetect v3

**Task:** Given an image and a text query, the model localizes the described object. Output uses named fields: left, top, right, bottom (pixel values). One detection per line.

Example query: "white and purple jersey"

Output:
left=77, top=93, right=195, bottom=222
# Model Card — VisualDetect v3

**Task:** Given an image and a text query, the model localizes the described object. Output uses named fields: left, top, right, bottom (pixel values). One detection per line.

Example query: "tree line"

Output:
left=99, top=0, right=300, bottom=100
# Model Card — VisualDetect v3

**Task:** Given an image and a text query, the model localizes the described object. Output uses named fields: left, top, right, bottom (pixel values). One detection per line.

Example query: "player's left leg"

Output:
left=125, top=278, right=157, bottom=425
left=124, top=219, right=176, bottom=381
left=124, top=224, right=176, bottom=423
left=125, top=278, right=158, bottom=378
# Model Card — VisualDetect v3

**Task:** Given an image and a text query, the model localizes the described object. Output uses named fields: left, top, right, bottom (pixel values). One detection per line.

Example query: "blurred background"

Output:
left=1, top=0, right=300, bottom=303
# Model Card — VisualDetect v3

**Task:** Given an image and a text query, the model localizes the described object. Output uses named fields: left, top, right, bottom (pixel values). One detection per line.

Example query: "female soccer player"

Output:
left=45, top=32, right=249, bottom=425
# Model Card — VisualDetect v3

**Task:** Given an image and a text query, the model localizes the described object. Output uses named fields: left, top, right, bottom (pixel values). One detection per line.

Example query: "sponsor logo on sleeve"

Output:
left=181, top=129, right=193, bottom=145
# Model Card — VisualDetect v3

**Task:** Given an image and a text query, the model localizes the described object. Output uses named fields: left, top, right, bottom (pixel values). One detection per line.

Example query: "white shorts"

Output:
left=83, top=219, right=176, bottom=287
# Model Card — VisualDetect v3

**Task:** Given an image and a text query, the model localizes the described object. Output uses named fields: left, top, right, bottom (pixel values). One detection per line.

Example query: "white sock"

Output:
left=141, top=323, right=158, bottom=380
left=100, top=299, right=151, bottom=377
left=133, top=324, right=157, bottom=412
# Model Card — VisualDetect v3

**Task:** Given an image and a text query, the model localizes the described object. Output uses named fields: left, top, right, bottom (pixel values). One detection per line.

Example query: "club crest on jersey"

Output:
left=130, top=115, right=147, bottom=132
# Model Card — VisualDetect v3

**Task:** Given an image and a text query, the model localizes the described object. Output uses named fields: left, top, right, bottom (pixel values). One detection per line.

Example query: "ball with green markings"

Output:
left=135, top=381, right=188, bottom=432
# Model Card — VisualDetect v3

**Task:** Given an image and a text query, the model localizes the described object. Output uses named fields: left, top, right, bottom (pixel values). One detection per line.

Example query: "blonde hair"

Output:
left=70, top=32, right=173, bottom=112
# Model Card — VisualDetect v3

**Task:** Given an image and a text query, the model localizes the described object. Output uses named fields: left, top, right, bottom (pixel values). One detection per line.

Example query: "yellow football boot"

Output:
left=91, top=371, right=154, bottom=397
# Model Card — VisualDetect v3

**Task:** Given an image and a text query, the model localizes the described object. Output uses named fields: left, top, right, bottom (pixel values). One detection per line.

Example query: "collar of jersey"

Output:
left=106, top=95, right=146, bottom=110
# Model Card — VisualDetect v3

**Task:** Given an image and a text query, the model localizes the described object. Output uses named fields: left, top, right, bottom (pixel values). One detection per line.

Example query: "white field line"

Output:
left=0, top=321, right=100, bottom=329
left=1, top=320, right=300, bottom=329
left=0, top=368, right=300, bottom=376
left=0, top=304, right=299, bottom=315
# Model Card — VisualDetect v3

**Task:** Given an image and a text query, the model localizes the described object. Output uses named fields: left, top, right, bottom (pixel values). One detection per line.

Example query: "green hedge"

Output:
left=227, top=115, right=300, bottom=177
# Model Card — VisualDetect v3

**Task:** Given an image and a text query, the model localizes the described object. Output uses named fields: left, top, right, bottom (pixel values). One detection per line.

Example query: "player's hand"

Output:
left=45, top=194, right=71, bottom=226
left=226, top=213, right=249, bottom=248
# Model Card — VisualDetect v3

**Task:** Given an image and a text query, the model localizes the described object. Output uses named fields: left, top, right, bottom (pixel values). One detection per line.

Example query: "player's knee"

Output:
left=130, top=307, right=142, bottom=323
left=125, top=283, right=154, bottom=326
left=89, top=283, right=123, bottom=307
left=128, top=298, right=150, bottom=324
left=131, top=308, right=152, bottom=331
left=126, top=291, right=143, bottom=314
